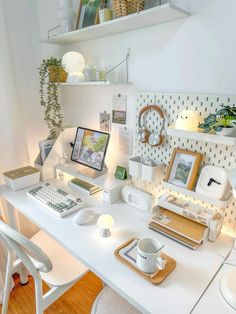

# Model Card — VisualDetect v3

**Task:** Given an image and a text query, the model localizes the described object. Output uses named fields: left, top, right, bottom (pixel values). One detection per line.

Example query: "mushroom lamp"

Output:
left=62, top=51, right=85, bottom=83
left=97, top=215, right=114, bottom=238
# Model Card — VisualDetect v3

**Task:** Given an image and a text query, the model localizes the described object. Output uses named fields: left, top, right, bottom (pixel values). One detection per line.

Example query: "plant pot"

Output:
left=216, top=127, right=235, bottom=136
left=48, top=66, right=68, bottom=83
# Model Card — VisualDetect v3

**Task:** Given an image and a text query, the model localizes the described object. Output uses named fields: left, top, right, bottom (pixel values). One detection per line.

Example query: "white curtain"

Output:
left=0, top=0, right=36, bottom=303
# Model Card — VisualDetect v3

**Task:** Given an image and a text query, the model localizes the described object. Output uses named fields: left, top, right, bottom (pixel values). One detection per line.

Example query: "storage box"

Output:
left=3, top=166, right=40, bottom=191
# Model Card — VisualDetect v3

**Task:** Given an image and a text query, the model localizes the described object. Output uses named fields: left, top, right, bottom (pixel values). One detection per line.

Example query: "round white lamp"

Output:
left=97, top=215, right=114, bottom=237
left=175, top=110, right=199, bottom=132
left=219, top=167, right=236, bottom=309
left=62, top=51, right=85, bottom=83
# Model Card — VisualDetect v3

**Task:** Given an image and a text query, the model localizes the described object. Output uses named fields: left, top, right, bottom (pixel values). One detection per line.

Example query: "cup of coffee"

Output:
left=136, top=238, right=165, bottom=273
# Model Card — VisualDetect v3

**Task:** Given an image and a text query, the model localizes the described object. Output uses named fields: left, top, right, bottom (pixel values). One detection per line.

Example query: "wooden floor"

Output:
left=0, top=272, right=103, bottom=314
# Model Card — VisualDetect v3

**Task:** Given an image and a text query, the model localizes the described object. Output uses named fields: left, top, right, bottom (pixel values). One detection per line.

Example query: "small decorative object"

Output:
left=165, top=149, right=203, bottom=190
left=39, top=57, right=66, bottom=139
left=196, top=165, right=229, bottom=200
left=97, top=214, right=114, bottom=237
left=100, top=111, right=111, bottom=132
left=198, top=105, right=236, bottom=136
left=137, top=105, right=165, bottom=146
left=99, top=0, right=113, bottom=23
left=175, top=110, right=199, bottom=132
left=115, top=166, right=128, bottom=180
left=112, top=94, right=127, bottom=124
left=81, top=0, right=100, bottom=28
left=62, top=51, right=85, bottom=83
left=57, top=0, right=76, bottom=34
left=112, top=0, right=144, bottom=18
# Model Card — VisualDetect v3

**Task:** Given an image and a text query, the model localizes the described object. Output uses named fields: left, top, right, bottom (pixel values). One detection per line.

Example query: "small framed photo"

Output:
left=77, top=0, right=100, bottom=29
left=165, top=149, right=203, bottom=190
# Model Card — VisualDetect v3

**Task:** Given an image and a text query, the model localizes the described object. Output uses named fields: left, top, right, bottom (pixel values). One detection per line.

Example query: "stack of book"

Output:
left=70, top=177, right=102, bottom=195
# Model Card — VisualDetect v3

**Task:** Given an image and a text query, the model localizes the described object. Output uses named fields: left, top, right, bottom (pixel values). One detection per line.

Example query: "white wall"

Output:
left=2, top=0, right=47, bottom=163
left=36, top=0, right=236, bottom=170
left=5, top=0, right=236, bottom=166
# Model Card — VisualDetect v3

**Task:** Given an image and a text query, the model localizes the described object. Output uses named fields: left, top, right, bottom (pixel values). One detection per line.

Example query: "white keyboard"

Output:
left=27, top=183, right=84, bottom=217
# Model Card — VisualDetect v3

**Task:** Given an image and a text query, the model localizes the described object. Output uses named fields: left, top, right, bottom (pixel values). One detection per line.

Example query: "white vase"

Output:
left=57, top=0, right=76, bottom=34
left=216, top=127, right=235, bottom=136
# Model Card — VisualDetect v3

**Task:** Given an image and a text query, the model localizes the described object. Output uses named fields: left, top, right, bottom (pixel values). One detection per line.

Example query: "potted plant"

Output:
left=198, top=105, right=236, bottom=136
left=38, top=57, right=67, bottom=139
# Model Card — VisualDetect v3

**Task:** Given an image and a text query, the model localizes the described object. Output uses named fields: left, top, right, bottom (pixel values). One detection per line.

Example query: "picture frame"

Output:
left=77, top=0, right=100, bottom=29
left=165, top=149, right=203, bottom=190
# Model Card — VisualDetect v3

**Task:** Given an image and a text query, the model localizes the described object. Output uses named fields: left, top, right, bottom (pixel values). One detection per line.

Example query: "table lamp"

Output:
left=62, top=51, right=85, bottom=83
left=97, top=215, right=114, bottom=237
left=219, top=167, right=236, bottom=309
left=175, top=110, right=199, bottom=132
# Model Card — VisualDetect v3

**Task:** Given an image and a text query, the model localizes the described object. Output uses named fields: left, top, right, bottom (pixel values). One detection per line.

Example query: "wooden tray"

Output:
left=114, top=238, right=176, bottom=285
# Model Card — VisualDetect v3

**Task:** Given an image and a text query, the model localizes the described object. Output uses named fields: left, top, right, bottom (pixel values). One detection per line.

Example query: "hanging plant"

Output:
left=38, top=57, right=67, bottom=139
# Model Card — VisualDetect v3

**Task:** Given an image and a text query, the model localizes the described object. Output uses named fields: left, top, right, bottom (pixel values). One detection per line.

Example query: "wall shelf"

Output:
left=42, top=4, right=189, bottom=45
left=59, top=81, right=132, bottom=86
left=163, top=181, right=232, bottom=209
left=167, top=126, right=236, bottom=146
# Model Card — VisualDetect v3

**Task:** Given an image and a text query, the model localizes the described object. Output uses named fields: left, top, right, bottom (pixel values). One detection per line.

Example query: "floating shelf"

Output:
left=163, top=181, right=232, bottom=208
left=167, top=126, right=236, bottom=146
left=42, top=4, right=189, bottom=45
left=59, top=81, right=132, bottom=86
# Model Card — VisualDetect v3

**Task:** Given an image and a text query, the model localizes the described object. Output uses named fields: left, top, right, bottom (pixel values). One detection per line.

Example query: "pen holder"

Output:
left=129, top=156, right=142, bottom=178
left=141, top=163, right=158, bottom=182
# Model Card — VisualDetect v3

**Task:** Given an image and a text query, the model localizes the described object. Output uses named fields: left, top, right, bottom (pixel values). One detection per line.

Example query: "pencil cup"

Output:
left=141, top=163, right=158, bottom=182
left=129, top=156, right=142, bottom=178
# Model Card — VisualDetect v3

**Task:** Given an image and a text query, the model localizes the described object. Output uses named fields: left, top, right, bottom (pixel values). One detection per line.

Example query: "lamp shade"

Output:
left=62, top=51, right=85, bottom=82
left=175, top=110, right=199, bottom=132
left=97, top=215, right=114, bottom=229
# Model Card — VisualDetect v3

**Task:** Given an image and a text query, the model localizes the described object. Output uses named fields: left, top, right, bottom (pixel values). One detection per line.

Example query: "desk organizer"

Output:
left=114, top=238, right=176, bottom=284
left=133, top=93, right=236, bottom=232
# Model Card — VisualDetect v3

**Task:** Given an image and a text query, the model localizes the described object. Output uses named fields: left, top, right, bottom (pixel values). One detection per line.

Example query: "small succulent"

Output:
left=199, top=105, right=236, bottom=133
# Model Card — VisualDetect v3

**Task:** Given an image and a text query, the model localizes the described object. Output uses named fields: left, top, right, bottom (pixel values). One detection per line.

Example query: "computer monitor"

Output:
left=71, top=127, right=110, bottom=174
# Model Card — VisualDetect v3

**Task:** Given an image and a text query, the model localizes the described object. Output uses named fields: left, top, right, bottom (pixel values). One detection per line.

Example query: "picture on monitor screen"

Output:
left=71, top=127, right=110, bottom=171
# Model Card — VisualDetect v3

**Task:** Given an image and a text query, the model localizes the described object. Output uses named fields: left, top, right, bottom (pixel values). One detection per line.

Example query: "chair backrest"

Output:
left=0, top=220, right=52, bottom=273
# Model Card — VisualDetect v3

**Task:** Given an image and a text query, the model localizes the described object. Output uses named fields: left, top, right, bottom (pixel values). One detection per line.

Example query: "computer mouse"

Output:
left=73, top=208, right=95, bottom=225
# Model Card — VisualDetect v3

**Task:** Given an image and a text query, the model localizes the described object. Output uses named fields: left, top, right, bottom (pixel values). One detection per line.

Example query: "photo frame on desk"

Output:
left=165, top=149, right=203, bottom=190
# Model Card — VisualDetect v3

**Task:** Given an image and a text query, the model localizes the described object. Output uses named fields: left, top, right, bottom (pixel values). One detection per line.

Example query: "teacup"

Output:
left=136, top=238, right=165, bottom=273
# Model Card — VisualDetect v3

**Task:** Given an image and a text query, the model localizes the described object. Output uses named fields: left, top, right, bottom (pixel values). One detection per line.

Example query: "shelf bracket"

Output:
left=106, top=48, right=130, bottom=83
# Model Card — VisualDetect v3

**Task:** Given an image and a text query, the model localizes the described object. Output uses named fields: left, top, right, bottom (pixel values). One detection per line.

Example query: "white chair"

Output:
left=91, top=286, right=142, bottom=314
left=0, top=220, right=88, bottom=314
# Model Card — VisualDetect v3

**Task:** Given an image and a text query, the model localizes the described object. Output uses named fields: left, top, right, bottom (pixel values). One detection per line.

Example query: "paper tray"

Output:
left=114, top=238, right=176, bottom=285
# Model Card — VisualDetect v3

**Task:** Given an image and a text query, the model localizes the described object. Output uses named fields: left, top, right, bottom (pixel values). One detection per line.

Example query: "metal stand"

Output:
left=76, top=163, right=108, bottom=179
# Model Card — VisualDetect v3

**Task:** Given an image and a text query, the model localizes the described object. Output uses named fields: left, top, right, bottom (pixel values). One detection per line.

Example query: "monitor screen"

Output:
left=71, top=127, right=110, bottom=171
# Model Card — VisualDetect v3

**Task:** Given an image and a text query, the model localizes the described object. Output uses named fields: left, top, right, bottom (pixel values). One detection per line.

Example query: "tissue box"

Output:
left=3, top=166, right=40, bottom=191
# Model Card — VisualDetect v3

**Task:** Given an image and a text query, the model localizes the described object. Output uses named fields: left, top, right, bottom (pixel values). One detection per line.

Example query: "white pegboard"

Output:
left=133, top=93, right=236, bottom=234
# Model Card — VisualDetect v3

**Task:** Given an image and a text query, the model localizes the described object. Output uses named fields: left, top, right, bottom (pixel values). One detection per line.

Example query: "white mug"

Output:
left=137, top=238, right=165, bottom=273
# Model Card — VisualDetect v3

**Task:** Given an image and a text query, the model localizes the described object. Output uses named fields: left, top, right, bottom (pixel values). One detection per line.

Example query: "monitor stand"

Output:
left=75, top=163, right=108, bottom=180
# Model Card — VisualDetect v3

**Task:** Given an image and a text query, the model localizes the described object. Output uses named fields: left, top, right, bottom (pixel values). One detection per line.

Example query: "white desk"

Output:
left=192, top=248, right=236, bottom=314
left=0, top=179, right=234, bottom=314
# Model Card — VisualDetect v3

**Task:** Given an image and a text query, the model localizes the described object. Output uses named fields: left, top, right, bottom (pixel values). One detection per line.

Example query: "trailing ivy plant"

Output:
left=39, top=57, right=64, bottom=139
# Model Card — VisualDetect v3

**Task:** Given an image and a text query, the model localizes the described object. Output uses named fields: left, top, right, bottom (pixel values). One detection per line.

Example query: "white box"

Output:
left=3, top=166, right=40, bottom=191
left=129, top=156, right=142, bottom=178
left=141, top=163, right=158, bottom=182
